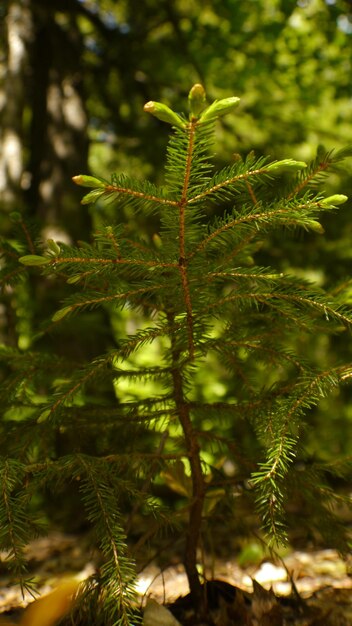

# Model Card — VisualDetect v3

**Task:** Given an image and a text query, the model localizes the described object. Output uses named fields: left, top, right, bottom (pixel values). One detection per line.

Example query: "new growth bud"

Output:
left=143, top=101, right=186, bottom=129
left=46, top=239, right=61, bottom=255
left=19, top=255, right=51, bottom=266
left=319, top=194, right=348, bottom=207
left=188, top=84, right=206, bottom=117
left=72, top=175, right=107, bottom=188
left=199, top=96, right=240, bottom=122
left=307, top=221, right=325, bottom=234
left=266, top=159, right=307, bottom=174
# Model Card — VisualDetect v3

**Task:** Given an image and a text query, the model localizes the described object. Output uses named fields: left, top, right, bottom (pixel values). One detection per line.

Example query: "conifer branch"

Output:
left=53, top=256, right=177, bottom=269
left=202, top=290, right=352, bottom=326
left=214, top=339, right=304, bottom=369
left=253, top=365, right=352, bottom=543
left=287, top=152, right=331, bottom=198
left=52, top=284, right=164, bottom=321
left=39, top=322, right=177, bottom=423
left=0, top=266, right=27, bottom=286
left=245, top=179, right=259, bottom=205
left=103, top=183, right=178, bottom=207
left=272, top=294, right=352, bottom=326
left=207, top=269, right=284, bottom=281
left=215, top=230, right=257, bottom=269
left=43, top=357, right=109, bottom=422
left=0, top=459, right=36, bottom=596
left=105, top=227, right=122, bottom=259
left=76, top=455, right=138, bottom=626
left=191, top=201, right=330, bottom=257
left=187, top=164, right=271, bottom=204
left=19, top=217, right=36, bottom=255
left=24, top=450, right=185, bottom=478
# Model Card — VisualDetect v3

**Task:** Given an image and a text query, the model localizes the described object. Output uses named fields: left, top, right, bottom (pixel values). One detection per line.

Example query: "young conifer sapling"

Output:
left=13, top=84, right=352, bottom=621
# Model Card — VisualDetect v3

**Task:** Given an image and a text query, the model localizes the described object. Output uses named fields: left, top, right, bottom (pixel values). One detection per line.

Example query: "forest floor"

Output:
left=1, top=532, right=352, bottom=625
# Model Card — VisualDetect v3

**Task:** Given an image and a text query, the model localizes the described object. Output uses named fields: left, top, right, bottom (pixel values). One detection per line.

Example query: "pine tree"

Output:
left=1, top=84, right=352, bottom=621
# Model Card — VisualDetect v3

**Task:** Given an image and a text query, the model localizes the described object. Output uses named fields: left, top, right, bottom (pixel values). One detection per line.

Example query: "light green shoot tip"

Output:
left=266, top=159, right=307, bottom=174
left=52, top=306, right=72, bottom=322
left=72, top=175, right=107, bottom=188
left=143, top=101, right=186, bottom=129
left=19, top=255, right=51, bottom=266
left=188, top=84, right=206, bottom=117
left=320, top=194, right=348, bottom=207
left=198, top=96, right=240, bottom=122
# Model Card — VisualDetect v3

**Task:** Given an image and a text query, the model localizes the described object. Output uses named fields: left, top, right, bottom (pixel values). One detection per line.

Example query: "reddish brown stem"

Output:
left=167, top=313, right=205, bottom=614
left=177, top=119, right=198, bottom=359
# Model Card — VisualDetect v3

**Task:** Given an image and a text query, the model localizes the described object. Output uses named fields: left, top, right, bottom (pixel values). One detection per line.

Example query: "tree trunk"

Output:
left=27, top=2, right=90, bottom=239
left=0, top=0, right=91, bottom=348
left=168, top=313, right=206, bottom=616
left=0, top=0, right=90, bottom=239
left=0, top=0, right=33, bottom=212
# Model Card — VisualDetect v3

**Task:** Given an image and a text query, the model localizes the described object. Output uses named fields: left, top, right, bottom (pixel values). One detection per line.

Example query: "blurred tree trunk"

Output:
left=27, top=2, right=90, bottom=239
left=0, top=0, right=32, bottom=212
left=0, top=0, right=92, bottom=354
left=0, top=0, right=90, bottom=239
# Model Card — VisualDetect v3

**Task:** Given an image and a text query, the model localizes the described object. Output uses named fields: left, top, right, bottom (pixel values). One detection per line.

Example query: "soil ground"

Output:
left=1, top=532, right=352, bottom=625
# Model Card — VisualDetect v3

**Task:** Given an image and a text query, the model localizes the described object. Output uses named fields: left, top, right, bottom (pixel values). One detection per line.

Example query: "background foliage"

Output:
left=1, top=0, right=352, bottom=556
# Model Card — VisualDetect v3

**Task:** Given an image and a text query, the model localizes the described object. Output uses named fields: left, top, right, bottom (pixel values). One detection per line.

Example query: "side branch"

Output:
left=53, top=257, right=177, bottom=269
left=52, top=285, right=164, bottom=321
left=104, top=185, right=178, bottom=207
left=46, top=358, right=110, bottom=420
left=191, top=202, right=326, bottom=258
left=288, top=161, right=329, bottom=199
left=202, top=291, right=352, bottom=326
left=259, top=365, right=352, bottom=486
left=187, top=166, right=271, bottom=204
